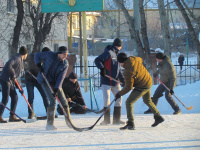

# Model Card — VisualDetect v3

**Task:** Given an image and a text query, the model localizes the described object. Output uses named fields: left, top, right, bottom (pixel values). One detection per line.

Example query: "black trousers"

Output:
left=0, top=79, right=18, bottom=116
left=152, top=84, right=180, bottom=111
left=57, top=98, right=87, bottom=114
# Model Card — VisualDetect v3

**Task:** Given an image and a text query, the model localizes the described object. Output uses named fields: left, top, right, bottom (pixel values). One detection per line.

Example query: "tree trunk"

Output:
left=114, top=0, right=145, bottom=59
left=174, top=0, right=200, bottom=57
left=157, top=0, right=171, bottom=57
left=139, top=0, right=152, bottom=71
left=11, top=0, right=24, bottom=57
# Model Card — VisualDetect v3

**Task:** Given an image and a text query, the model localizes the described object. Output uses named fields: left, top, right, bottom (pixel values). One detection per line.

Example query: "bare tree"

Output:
left=27, top=0, right=59, bottom=53
left=113, top=0, right=144, bottom=56
left=10, top=0, right=24, bottom=56
left=113, top=0, right=152, bottom=70
left=139, top=0, right=152, bottom=70
left=180, top=0, right=200, bottom=30
left=174, top=0, right=200, bottom=57
left=157, top=0, right=171, bottom=57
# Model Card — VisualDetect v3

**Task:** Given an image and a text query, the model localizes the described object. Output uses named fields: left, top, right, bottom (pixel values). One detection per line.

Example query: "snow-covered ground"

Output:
left=0, top=54, right=200, bottom=149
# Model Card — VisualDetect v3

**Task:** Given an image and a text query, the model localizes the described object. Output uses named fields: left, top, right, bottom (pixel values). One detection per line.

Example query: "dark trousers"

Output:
left=126, top=86, right=160, bottom=123
left=25, top=80, right=49, bottom=115
left=57, top=98, right=86, bottom=114
left=69, top=98, right=87, bottom=114
left=152, top=84, right=180, bottom=111
left=0, top=79, right=18, bottom=116
left=41, top=82, right=68, bottom=107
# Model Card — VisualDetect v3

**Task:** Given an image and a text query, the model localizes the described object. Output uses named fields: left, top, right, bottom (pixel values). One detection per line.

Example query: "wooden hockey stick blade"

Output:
left=186, top=105, right=193, bottom=110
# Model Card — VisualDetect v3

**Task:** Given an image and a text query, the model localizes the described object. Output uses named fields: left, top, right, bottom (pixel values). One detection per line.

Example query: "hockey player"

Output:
left=24, top=47, right=50, bottom=119
left=144, top=52, right=181, bottom=115
left=94, top=38, right=125, bottom=125
left=34, top=46, right=70, bottom=130
left=116, top=52, right=164, bottom=130
left=57, top=72, right=87, bottom=114
left=0, top=46, right=28, bottom=123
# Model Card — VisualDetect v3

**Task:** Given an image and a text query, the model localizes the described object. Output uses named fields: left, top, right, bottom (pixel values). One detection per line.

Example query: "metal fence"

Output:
left=0, top=62, right=199, bottom=91
left=74, top=62, right=101, bottom=91
left=174, top=64, right=200, bottom=86
left=74, top=62, right=200, bottom=89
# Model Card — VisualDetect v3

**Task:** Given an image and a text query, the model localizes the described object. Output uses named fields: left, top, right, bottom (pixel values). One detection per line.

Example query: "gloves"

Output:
left=37, top=63, right=43, bottom=72
left=153, top=73, right=158, bottom=78
left=100, top=68, right=106, bottom=76
left=121, top=78, right=125, bottom=87
left=53, top=88, right=59, bottom=97
left=169, top=89, right=174, bottom=95
left=19, top=89, right=24, bottom=95
left=115, top=93, right=121, bottom=100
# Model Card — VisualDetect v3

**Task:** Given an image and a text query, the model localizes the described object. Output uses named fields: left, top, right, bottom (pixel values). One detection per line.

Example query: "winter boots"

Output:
left=113, top=107, right=125, bottom=125
left=100, top=107, right=110, bottom=125
left=28, top=114, right=33, bottom=119
left=9, top=115, right=21, bottom=122
left=120, top=121, right=135, bottom=130
left=0, top=116, right=8, bottom=123
left=151, top=115, right=164, bottom=127
left=63, top=106, right=72, bottom=128
left=173, top=109, right=182, bottom=115
left=46, top=107, right=57, bottom=130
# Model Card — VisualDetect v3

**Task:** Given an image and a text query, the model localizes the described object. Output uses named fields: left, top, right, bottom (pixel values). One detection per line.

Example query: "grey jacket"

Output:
left=0, top=53, right=24, bottom=83
left=155, top=56, right=177, bottom=90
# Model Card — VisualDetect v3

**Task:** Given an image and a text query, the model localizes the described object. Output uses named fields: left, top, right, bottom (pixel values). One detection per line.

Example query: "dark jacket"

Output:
left=118, top=56, right=152, bottom=96
left=178, top=55, right=184, bottom=65
left=0, top=53, right=24, bottom=82
left=62, top=78, right=85, bottom=106
left=154, top=56, right=177, bottom=90
left=94, top=45, right=124, bottom=86
left=25, top=53, right=38, bottom=82
left=34, top=51, right=68, bottom=89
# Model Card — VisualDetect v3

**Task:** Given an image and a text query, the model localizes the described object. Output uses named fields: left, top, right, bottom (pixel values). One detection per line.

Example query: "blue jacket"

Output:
left=34, top=51, right=68, bottom=89
left=0, top=53, right=24, bottom=83
left=95, top=45, right=124, bottom=86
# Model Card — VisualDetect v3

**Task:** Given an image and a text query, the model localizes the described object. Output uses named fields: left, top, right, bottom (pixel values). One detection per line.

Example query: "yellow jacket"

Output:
left=118, top=56, right=152, bottom=96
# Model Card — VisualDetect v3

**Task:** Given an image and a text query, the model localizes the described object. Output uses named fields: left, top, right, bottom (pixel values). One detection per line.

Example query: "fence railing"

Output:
left=1, top=62, right=199, bottom=91
left=74, top=62, right=200, bottom=89
left=174, top=64, right=200, bottom=86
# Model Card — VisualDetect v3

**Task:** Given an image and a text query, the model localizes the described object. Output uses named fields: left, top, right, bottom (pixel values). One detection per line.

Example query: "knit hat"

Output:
left=156, top=52, right=166, bottom=60
left=68, top=72, right=78, bottom=79
left=57, top=46, right=68, bottom=54
left=42, top=47, right=50, bottom=52
left=117, top=52, right=128, bottom=63
left=19, top=46, right=28, bottom=55
left=113, top=38, right=122, bottom=47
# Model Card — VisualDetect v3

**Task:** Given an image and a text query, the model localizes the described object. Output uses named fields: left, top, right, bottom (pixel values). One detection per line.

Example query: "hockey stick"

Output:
left=156, top=76, right=193, bottom=110
left=70, top=101, right=103, bottom=114
left=0, top=102, right=36, bottom=123
left=90, top=72, right=99, bottom=78
left=26, top=70, right=37, bottom=80
left=41, top=73, right=116, bottom=131
left=14, top=79, right=38, bottom=119
left=105, top=75, right=123, bottom=85
left=41, top=72, right=87, bottom=132
left=80, top=98, right=117, bottom=131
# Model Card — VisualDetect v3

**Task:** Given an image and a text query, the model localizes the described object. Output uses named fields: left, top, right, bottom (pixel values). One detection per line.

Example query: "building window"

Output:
left=54, top=43, right=59, bottom=52
left=72, top=16, right=77, bottom=29
left=88, top=19, right=91, bottom=28
left=7, top=0, right=14, bottom=13
left=97, top=17, right=104, bottom=28
left=111, top=19, right=116, bottom=27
